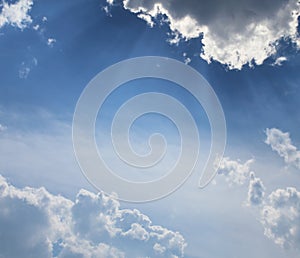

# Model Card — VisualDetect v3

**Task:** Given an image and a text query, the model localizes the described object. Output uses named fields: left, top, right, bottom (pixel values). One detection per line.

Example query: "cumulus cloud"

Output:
left=217, top=157, right=265, bottom=205
left=216, top=139, right=300, bottom=250
left=265, top=128, right=300, bottom=169
left=0, top=175, right=186, bottom=258
left=0, top=0, right=33, bottom=30
left=113, top=0, right=300, bottom=69
left=260, top=187, right=300, bottom=249
left=247, top=172, right=265, bottom=206
left=217, top=157, right=254, bottom=186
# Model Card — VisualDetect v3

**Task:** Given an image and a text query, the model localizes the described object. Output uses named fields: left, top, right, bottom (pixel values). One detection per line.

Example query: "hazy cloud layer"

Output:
left=0, top=123, right=7, bottom=132
left=112, top=0, right=300, bottom=69
left=0, top=175, right=186, bottom=258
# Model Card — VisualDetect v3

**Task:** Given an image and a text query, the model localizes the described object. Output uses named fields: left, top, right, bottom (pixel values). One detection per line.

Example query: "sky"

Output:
left=0, top=0, right=300, bottom=257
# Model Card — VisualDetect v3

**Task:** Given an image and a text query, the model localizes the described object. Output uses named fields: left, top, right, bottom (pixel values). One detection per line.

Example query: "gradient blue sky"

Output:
left=0, top=0, right=300, bottom=257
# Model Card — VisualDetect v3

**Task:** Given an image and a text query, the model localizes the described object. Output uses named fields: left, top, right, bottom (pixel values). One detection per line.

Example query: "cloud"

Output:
left=0, top=123, right=7, bottom=132
left=19, top=57, right=38, bottom=79
left=261, top=187, right=300, bottom=249
left=217, top=157, right=265, bottom=207
left=107, top=0, right=114, bottom=5
left=137, top=13, right=155, bottom=27
left=217, top=157, right=254, bottom=186
left=0, top=107, right=90, bottom=197
left=214, top=136, right=300, bottom=251
left=0, top=174, right=186, bottom=258
left=0, top=0, right=33, bottom=30
left=19, top=63, right=31, bottom=79
left=247, top=172, right=265, bottom=206
left=47, top=38, right=56, bottom=47
left=115, top=0, right=300, bottom=69
left=265, top=128, right=300, bottom=169
left=183, top=53, right=191, bottom=65
left=273, top=56, right=288, bottom=66
left=216, top=156, right=265, bottom=206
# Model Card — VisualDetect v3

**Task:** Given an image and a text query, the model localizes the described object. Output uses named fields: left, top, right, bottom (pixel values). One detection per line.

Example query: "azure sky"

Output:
left=0, top=0, right=300, bottom=257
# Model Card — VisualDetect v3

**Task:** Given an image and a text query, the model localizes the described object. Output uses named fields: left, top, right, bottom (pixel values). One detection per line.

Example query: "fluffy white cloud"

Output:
left=217, top=157, right=254, bottom=186
left=261, top=187, right=300, bottom=249
left=215, top=136, right=300, bottom=251
left=217, top=157, right=265, bottom=205
left=265, top=128, right=300, bottom=169
left=0, top=0, right=33, bottom=29
left=115, top=0, right=300, bottom=69
left=0, top=174, right=186, bottom=258
left=247, top=172, right=265, bottom=206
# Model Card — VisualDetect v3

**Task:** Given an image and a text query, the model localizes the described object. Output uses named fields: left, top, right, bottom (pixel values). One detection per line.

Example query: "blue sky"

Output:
left=0, top=0, right=300, bottom=257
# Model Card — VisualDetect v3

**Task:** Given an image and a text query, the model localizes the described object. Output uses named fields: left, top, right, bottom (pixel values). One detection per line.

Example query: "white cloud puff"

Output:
left=0, top=174, right=186, bottom=258
left=265, top=128, right=300, bottom=169
left=217, top=157, right=265, bottom=205
left=217, top=157, right=254, bottom=186
left=261, top=187, right=300, bottom=249
left=0, top=0, right=33, bottom=30
left=247, top=172, right=265, bottom=206
left=47, top=38, right=56, bottom=47
left=273, top=56, right=288, bottom=66
left=118, top=0, right=300, bottom=69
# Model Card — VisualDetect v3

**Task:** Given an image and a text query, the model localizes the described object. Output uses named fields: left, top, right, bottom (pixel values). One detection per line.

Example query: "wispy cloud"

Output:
left=19, top=57, right=38, bottom=79
left=0, top=123, right=7, bottom=132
